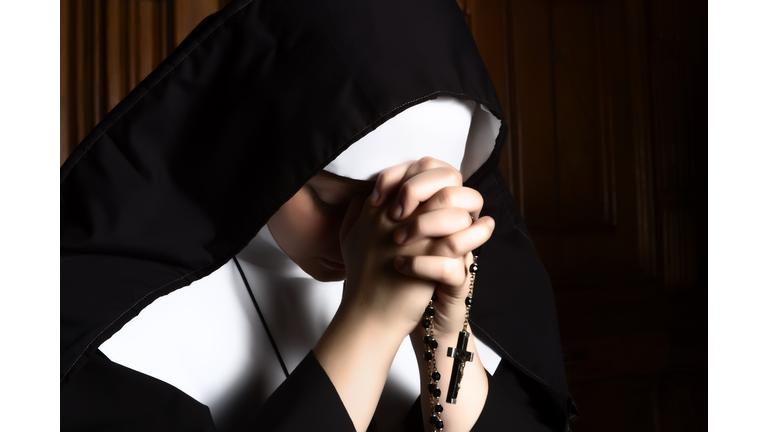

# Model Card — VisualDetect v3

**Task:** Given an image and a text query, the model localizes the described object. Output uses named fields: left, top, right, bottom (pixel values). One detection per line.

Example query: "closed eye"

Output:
left=308, top=185, right=346, bottom=215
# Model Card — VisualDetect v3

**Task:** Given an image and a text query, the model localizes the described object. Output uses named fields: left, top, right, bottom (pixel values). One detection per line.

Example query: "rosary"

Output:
left=421, top=247, right=480, bottom=431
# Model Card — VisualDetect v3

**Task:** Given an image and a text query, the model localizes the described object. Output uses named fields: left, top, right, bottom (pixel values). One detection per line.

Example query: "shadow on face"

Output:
left=267, top=170, right=375, bottom=282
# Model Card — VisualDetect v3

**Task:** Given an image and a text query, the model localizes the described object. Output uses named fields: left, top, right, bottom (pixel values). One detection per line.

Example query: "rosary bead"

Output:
left=432, top=387, right=441, bottom=398
left=423, top=351, right=433, bottom=361
left=469, top=262, right=478, bottom=274
left=429, top=339, right=438, bottom=349
left=428, top=383, right=436, bottom=393
left=435, top=403, right=443, bottom=413
left=425, top=306, right=435, bottom=317
left=423, top=335, right=432, bottom=345
left=435, top=420, right=444, bottom=429
left=429, top=415, right=437, bottom=425
left=431, top=371, right=441, bottom=381
left=422, top=318, right=430, bottom=329
left=432, top=292, right=438, bottom=302
left=465, top=295, right=473, bottom=307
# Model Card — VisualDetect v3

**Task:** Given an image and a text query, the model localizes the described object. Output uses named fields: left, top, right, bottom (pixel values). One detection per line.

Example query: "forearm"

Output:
left=410, top=323, right=488, bottom=432
left=314, top=300, right=410, bottom=431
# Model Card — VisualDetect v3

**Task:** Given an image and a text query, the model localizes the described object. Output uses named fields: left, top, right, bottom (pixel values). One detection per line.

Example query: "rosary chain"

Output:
left=422, top=253, right=478, bottom=431
left=422, top=295, right=443, bottom=431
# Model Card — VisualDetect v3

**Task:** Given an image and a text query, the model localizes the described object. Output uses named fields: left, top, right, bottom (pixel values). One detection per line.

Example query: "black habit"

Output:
left=60, top=0, right=579, bottom=430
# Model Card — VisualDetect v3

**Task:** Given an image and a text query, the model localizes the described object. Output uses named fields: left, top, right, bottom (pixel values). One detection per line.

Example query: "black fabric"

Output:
left=473, top=361, right=563, bottom=432
left=246, top=351, right=357, bottom=431
left=61, top=0, right=577, bottom=429
left=393, top=359, right=575, bottom=432
left=468, top=169, right=579, bottom=426
left=61, top=350, right=217, bottom=432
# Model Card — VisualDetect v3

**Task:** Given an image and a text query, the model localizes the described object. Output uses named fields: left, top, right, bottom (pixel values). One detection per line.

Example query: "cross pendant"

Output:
left=445, top=330, right=474, bottom=404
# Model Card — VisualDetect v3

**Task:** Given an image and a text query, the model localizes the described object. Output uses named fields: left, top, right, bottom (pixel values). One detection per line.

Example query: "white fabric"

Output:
left=102, top=226, right=501, bottom=429
left=325, top=96, right=500, bottom=180
left=100, top=97, right=503, bottom=429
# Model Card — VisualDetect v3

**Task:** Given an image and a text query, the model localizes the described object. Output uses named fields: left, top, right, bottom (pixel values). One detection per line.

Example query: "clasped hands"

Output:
left=339, top=157, right=495, bottom=340
left=314, top=157, right=494, bottom=431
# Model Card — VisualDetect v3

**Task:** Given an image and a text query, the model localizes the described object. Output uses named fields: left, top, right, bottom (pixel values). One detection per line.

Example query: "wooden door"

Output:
left=460, top=0, right=706, bottom=430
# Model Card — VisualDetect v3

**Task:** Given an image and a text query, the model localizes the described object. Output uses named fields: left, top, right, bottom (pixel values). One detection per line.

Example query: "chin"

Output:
left=311, top=271, right=347, bottom=283
left=299, top=262, right=346, bottom=282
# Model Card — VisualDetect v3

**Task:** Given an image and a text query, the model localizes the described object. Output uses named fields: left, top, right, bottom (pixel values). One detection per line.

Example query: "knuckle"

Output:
left=379, top=167, right=399, bottom=185
left=438, top=166, right=462, bottom=185
left=452, top=162, right=462, bottom=177
left=400, top=181, right=415, bottom=198
left=418, top=156, right=438, bottom=168
left=444, top=237, right=461, bottom=256
left=411, top=217, right=425, bottom=235
left=440, top=260, right=453, bottom=281
left=453, top=170, right=463, bottom=185
left=472, top=189, right=484, bottom=206
left=436, top=188, right=453, bottom=208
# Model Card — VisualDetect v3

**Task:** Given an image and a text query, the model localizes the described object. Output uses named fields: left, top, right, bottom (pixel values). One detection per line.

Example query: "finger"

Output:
left=394, top=207, right=474, bottom=245
left=401, top=156, right=459, bottom=182
left=394, top=255, right=467, bottom=287
left=418, top=186, right=484, bottom=217
left=370, top=161, right=415, bottom=207
left=339, top=194, right=367, bottom=244
left=391, top=166, right=463, bottom=220
left=424, top=216, right=495, bottom=258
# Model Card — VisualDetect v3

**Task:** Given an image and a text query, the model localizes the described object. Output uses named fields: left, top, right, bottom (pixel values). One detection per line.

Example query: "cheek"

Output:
left=268, top=188, right=335, bottom=259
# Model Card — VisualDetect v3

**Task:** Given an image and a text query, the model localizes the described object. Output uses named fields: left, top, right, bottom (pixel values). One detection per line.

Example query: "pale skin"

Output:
left=267, top=157, right=495, bottom=431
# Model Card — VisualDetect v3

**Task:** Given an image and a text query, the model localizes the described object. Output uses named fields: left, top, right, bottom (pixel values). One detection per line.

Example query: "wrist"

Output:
left=411, top=324, right=488, bottom=432
left=430, top=295, right=470, bottom=337
left=315, top=298, right=407, bottom=431
left=341, top=276, right=434, bottom=338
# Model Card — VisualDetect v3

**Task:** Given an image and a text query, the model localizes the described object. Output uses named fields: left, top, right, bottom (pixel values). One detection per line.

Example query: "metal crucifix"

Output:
left=445, top=330, right=474, bottom=404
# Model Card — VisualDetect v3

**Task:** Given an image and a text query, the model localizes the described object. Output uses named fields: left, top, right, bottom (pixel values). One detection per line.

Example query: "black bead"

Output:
left=435, top=403, right=443, bottom=413
left=429, top=415, right=437, bottom=425
left=472, top=246, right=482, bottom=258
left=429, top=339, right=438, bottom=349
left=465, top=296, right=473, bottom=307
left=428, top=383, right=436, bottom=393
left=432, top=387, right=441, bottom=398
left=435, top=420, right=444, bottom=429
left=431, top=292, right=438, bottom=301
left=422, top=318, right=430, bottom=329
left=469, top=262, right=478, bottom=273
left=432, top=371, right=441, bottom=381
left=423, top=335, right=432, bottom=345
left=425, top=306, right=435, bottom=317
left=423, top=351, right=433, bottom=361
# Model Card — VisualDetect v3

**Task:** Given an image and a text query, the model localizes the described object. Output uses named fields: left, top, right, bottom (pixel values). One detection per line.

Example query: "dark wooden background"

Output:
left=60, top=1, right=707, bottom=430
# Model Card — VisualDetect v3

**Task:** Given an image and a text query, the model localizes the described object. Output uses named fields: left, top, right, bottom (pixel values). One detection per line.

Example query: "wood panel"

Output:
left=506, top=0, right=657, bottom=289
left=61, top=2, right=73, bottom=165
left=568, top=376, right=660, bottom=432
left=497, top=0, right=706, bottom=430
left=648, top=0, right=700, bottom=291
left=459, top=0, right=516, bottom=189
left=173, top=0, right=219, bottom=46
left=509, top=0, right=558, bottom=221
left=60, top=0, right=221, bottom=165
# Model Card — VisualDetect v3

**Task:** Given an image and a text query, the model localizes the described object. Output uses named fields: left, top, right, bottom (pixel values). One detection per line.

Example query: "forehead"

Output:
left=310, top=170, right=376, bottom=193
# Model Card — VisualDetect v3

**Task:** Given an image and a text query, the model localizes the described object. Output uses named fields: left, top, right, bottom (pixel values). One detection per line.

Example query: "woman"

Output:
left=61, top=0, right=577, bottom=430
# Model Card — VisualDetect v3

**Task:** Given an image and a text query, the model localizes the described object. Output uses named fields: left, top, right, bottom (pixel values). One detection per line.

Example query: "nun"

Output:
left=61, top=0, right=578, bottom=430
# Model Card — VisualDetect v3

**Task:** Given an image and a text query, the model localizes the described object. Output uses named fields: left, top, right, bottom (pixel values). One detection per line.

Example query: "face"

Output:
left=267, top=170, right=375, bottom=282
